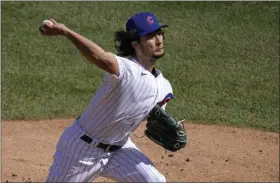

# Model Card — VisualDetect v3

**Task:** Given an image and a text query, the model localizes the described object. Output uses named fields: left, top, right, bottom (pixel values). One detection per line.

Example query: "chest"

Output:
left=122, top=71, right=158, bottom=103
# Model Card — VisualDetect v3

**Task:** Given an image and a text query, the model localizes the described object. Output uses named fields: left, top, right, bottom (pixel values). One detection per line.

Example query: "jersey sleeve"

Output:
left=103, top=54, right=130, bottom=82
left=159, top=79, right=174, bottom=111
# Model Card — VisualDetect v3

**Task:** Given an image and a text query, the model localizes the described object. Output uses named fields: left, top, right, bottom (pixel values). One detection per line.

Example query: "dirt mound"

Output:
left=2, top=119, right=279, bottom=182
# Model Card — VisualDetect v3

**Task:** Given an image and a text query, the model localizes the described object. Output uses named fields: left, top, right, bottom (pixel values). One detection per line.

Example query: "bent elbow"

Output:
left=92, top=52, right=119, bottom=76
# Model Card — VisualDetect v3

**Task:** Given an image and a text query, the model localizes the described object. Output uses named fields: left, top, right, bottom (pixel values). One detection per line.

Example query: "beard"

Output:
left=139, top=43, right=165, bottom=61
left=152, top=50, right=165, bottom=60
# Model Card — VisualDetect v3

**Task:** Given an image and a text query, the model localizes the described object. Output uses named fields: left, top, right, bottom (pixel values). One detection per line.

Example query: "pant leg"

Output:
left=100, top=138, right=166, bottom=182
left=45, top=120, right=109, bottom=182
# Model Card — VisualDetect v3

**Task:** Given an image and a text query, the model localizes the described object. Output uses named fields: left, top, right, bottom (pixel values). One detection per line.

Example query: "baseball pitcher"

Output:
left=39, top=12, right=187, bottom=182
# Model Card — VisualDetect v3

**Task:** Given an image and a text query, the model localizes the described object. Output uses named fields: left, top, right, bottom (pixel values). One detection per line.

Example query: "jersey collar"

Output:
left=128, top=56, right=162, bottom=78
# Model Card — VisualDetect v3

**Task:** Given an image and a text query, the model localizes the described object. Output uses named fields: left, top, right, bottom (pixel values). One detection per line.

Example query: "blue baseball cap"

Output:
left=126, top=12, right=168, bottom=37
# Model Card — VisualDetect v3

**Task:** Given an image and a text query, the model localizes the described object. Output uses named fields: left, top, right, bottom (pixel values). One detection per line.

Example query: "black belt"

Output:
left=80, top=134, right=121, bottom=152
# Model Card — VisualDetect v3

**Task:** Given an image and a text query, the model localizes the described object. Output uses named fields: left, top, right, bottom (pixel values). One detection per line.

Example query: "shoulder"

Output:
left=162, top=76, right=172, bottom=87
left=113, top=54, right=138, bottom=68
left=104, top=54, right=142, bottom=81
left=114, top=54, right=144, bottom=73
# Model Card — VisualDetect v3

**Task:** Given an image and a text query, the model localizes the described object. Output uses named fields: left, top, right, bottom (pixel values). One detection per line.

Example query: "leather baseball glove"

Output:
left=145, top=105, right=187, bottom=152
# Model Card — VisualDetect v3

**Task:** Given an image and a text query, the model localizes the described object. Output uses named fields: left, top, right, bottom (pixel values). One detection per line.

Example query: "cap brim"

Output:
left=159, top=24, right=168, bottom=28
left=139, top=24, right=168, bottom=36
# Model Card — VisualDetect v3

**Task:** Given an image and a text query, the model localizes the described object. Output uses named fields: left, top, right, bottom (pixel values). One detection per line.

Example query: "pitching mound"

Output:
left=2, top=119, right=279, bottom=182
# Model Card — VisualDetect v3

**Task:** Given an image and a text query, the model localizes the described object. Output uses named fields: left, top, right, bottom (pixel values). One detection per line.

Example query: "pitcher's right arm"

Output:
left=39, top=18, right=119, bottom=76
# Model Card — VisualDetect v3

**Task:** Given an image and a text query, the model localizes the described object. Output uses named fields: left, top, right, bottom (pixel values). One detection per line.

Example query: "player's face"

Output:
left=139, top=30, right=165, bottom=59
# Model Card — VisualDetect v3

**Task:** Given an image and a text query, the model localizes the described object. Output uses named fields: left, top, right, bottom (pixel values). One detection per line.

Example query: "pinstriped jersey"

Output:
left=78, top=55, right=173, bottom=145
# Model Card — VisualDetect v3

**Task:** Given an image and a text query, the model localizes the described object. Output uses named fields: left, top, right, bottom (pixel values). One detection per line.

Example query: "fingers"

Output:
left=49, top=18, right=57, bottom=24
left=39, top=25, right=52, bottom=36
left=39, top=18, right=62, bottom=36
left=39, top=19, right=52, bottom=35
left=45, top=21, right=53, bottom=26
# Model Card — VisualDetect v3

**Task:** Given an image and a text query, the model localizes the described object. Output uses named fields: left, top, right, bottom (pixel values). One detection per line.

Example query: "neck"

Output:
left=134, top=54, right=156, bottom=73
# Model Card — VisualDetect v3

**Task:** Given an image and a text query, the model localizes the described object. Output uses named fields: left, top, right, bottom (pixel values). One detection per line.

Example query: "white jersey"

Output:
left=78, top=55, right=173, bottom=145
left=47, top=55, right=171, bottom=182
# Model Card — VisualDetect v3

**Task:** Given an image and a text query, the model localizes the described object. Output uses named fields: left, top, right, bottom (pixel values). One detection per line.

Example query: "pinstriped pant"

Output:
left=45, top=120, right=166, bottom=182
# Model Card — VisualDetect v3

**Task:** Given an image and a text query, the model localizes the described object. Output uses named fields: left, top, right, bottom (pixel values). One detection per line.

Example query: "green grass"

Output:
left=1, top=2, right=279, bottom=132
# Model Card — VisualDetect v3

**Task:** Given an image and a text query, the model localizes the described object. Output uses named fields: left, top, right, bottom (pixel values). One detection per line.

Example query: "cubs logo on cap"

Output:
left=126, top=12, right=168, bottom=37
left=147, top=16, right=154, bottom=25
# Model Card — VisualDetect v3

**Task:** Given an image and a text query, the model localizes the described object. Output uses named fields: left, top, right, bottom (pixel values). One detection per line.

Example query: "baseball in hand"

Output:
left=40, top=20, right=53, bottom=31
left=42, top=20, right=53, bottom=26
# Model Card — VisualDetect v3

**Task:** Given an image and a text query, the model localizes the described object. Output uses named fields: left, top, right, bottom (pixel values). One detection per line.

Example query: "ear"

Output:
left=131, top=41, right=139, bottom=49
